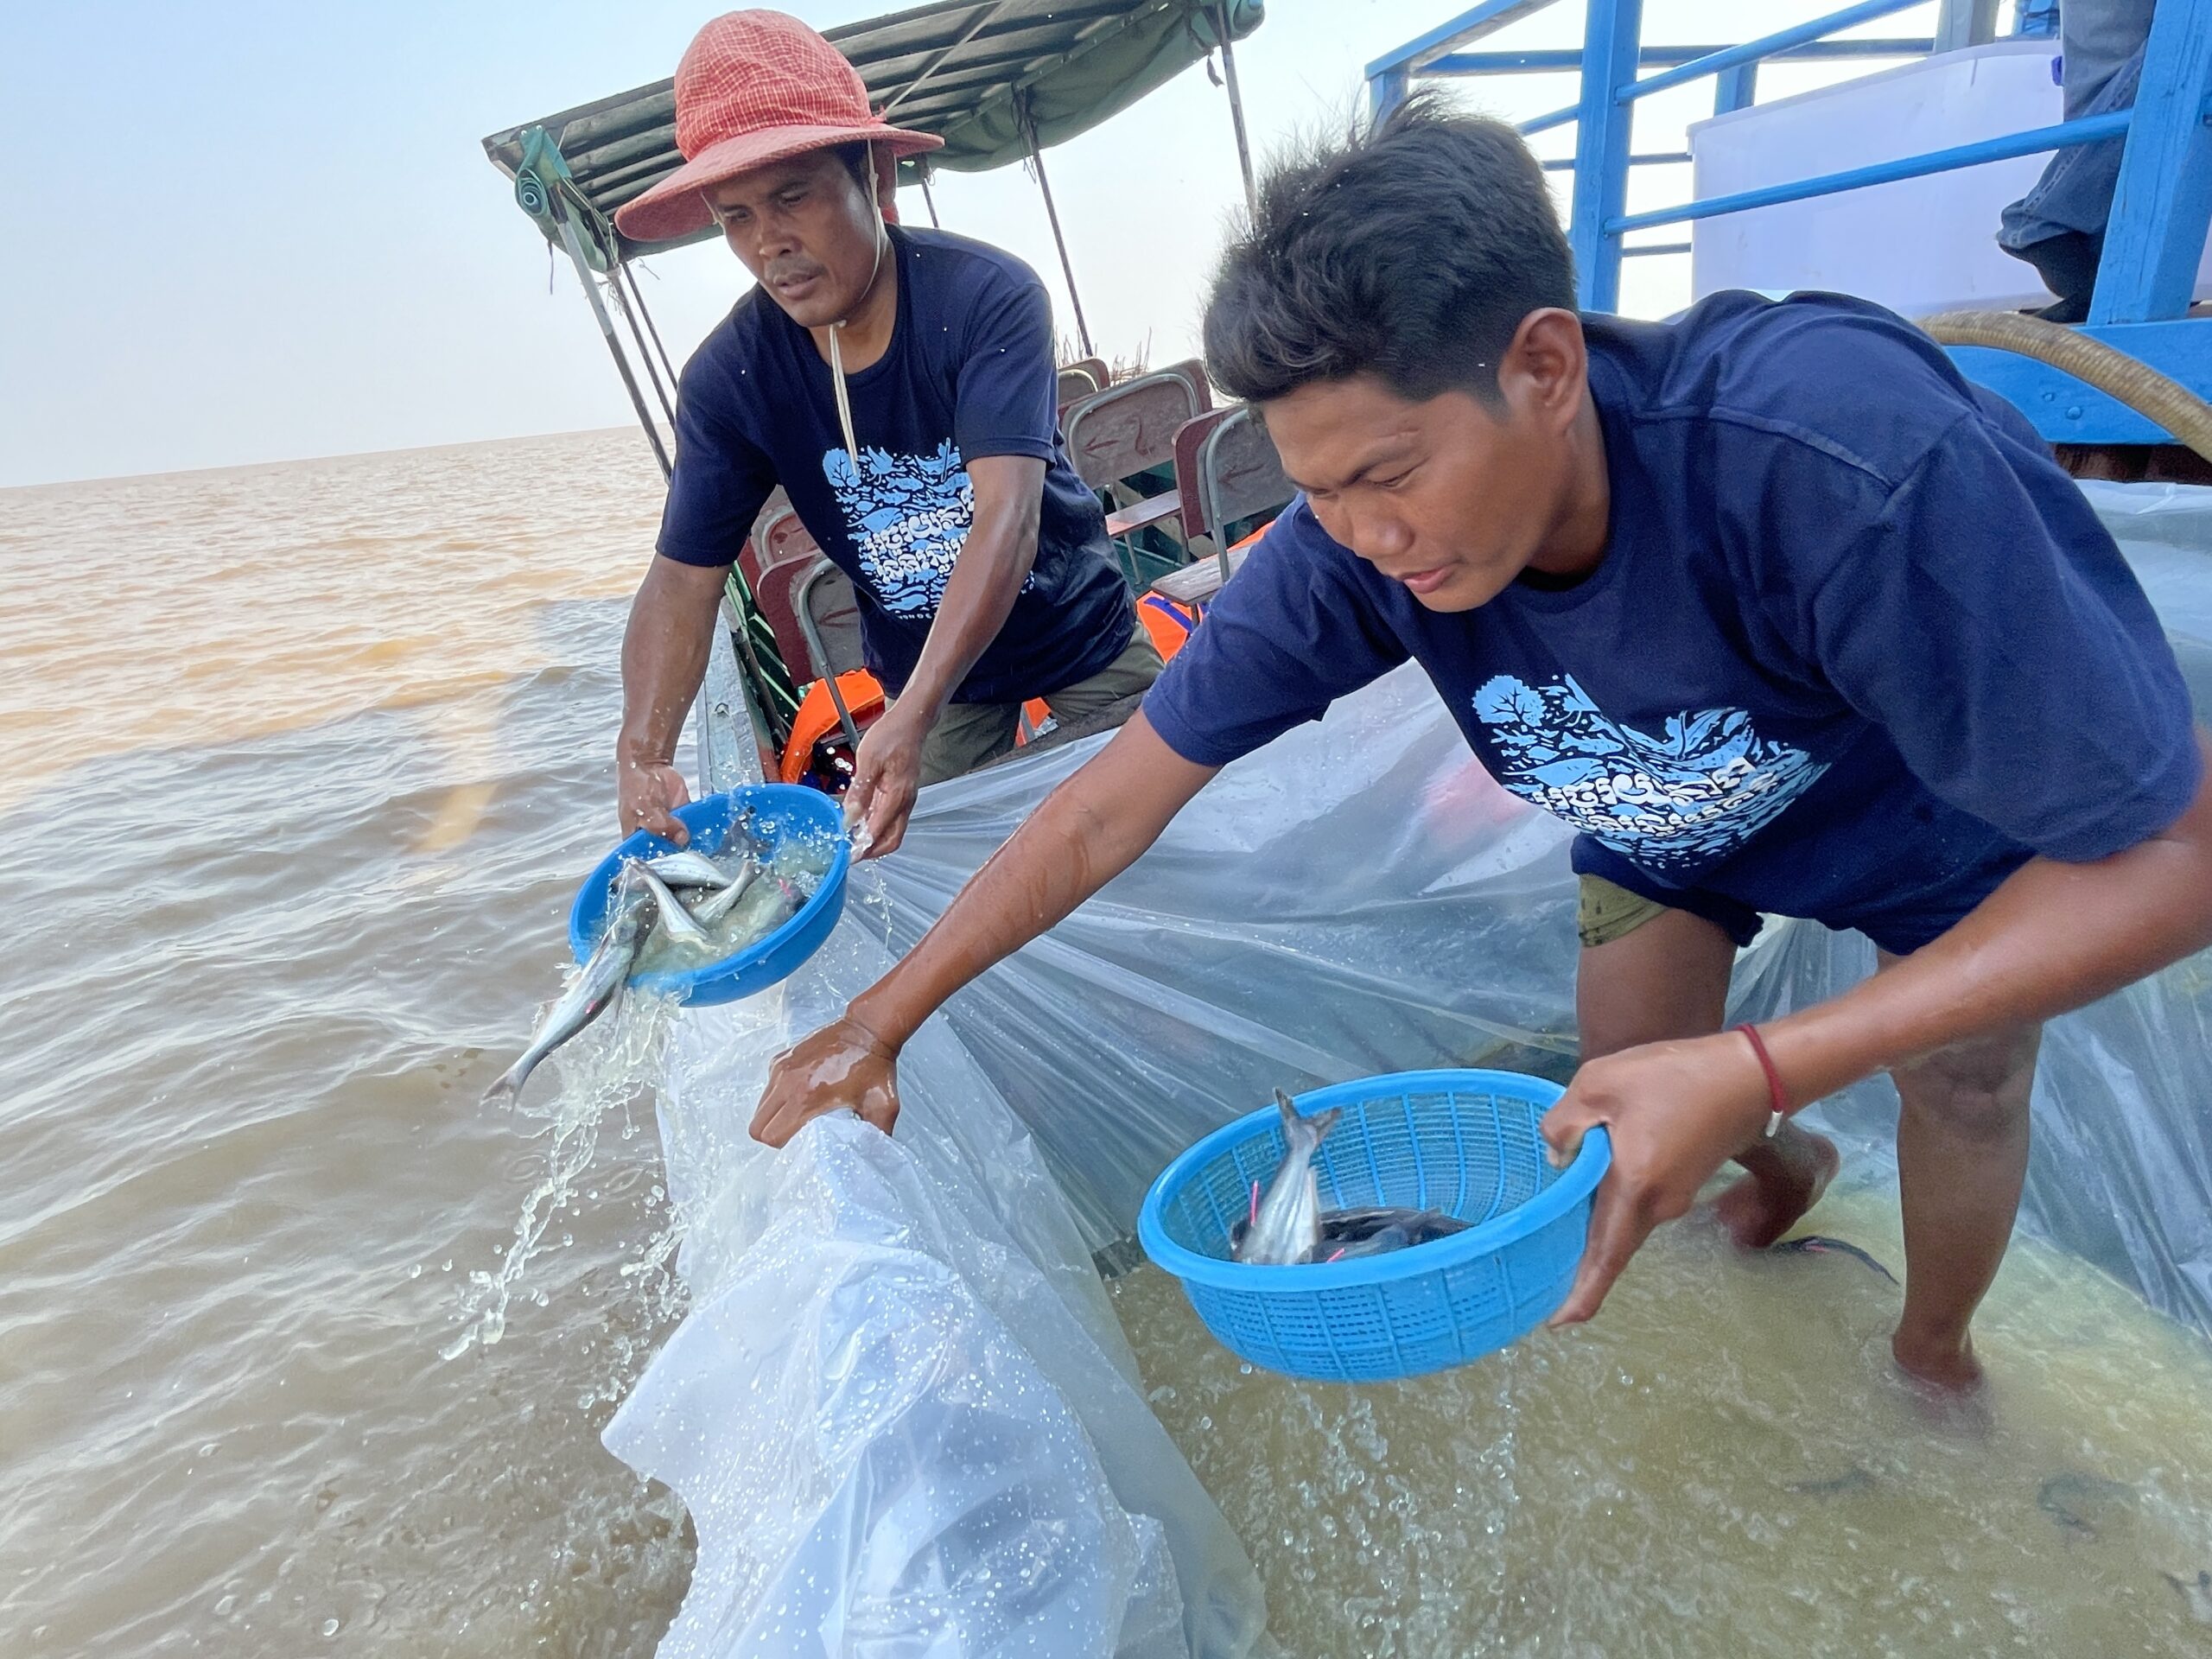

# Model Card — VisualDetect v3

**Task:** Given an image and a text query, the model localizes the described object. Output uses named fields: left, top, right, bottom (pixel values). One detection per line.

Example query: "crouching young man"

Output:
left=750, top=98, right=2212, bottom=1396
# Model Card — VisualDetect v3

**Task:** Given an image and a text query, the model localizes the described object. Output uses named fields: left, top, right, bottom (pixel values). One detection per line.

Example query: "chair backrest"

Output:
left=796, top=557, right=867, bottom=679
left=757, top=500, right=822, bottom=572
left=1155, top=357, right=1214, bottom=416
left=1196, top=405, right=1293, bottom=539
left=1061, top=369, right=1206, bottom=489
left=1056, top=357, right=1108, bottom=404
left=743, top=492, right=815, bottom=584
left=1172, top=407, right=1236, bottom=539
left=747, top=501, right=836, bottom=672
left=750, top=553, right=823, bottom=682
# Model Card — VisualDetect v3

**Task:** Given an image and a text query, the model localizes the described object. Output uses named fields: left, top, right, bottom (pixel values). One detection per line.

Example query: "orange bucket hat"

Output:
left=614, top=10, right=944, bottom=246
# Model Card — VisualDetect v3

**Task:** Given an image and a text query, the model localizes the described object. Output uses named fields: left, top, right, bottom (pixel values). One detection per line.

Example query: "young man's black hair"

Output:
left=1205, top=92, right=1576, bottom=409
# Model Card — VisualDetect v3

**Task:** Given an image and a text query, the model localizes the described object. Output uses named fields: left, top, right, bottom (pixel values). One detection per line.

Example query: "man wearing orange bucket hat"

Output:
left=614, top=10, right=1160, bottom=857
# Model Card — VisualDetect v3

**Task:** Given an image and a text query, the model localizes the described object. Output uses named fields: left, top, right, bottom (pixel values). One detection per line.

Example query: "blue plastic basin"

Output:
left=1137, top=1069, right=1610, bottom=1383
left=567, top=784, right=849, bottom=1007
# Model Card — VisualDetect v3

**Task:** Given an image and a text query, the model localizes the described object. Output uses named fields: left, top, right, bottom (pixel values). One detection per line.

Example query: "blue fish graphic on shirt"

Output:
left=1472, top=673, right=1828, bottom=871
left=823, top=440, right=1033, bottom=618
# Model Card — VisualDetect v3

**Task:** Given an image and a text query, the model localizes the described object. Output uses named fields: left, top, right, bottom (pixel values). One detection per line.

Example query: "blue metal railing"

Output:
left=1608, top=108, right=2138, bottom=235
left=1367, top=0, right=2212, bottom=343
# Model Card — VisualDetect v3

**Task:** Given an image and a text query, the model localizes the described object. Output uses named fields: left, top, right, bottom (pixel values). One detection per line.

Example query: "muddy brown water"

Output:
left=6, top=433, right=2209, bottom=1657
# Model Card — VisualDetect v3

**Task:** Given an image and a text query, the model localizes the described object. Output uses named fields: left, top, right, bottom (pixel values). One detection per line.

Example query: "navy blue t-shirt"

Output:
left=657, top=225, right=1135, bottom=703
left=1146, top=291, right=2201, bottom=953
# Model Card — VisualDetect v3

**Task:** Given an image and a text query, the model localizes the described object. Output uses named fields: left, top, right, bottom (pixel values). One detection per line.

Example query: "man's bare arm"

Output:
left=751, top=711, right=1217, bottom=1144
left=845, top=454, right=1045, bottom=857
left=1545, top=730, right=2212, bottom=1324
left=617, top=555, right=731, bottom=843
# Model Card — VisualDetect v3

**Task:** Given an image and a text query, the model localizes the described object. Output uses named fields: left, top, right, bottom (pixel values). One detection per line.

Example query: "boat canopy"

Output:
left=482, top=0, right=1264, bottom=260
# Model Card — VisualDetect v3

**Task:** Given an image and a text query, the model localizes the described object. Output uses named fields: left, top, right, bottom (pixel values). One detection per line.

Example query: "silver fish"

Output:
left=2037, top=1471, right=2134, bottom=1539
left=632, top=861, right=712, bottom=950
left=1230, top=1204, right=1466, bottom=1262
left=644, top=849, right=736, bottom=890
left=1234, top=1090, right=1342, bottom=1266
left=483, top=869, right=657, bottom=1104
left=687, top=854, right=760, bottom=926
left=719, top=872, right=801, bottom=948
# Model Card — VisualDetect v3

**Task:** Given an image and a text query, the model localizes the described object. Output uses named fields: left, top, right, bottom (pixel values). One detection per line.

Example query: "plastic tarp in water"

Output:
left=607, top=481, right=2212, bottom=1654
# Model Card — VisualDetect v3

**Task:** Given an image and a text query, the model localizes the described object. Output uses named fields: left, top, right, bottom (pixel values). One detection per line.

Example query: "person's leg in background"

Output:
left=906, top=620, right=1164, bottom=789
left=1038, top=625, right=1165, bottom=728
left=912, top=697, right=1021, bottom=785
left=1997, top=0, right=2159, bottom=321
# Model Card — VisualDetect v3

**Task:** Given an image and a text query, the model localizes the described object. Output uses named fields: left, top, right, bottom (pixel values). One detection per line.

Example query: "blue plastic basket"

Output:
left=1136, top=1069, right=1610, bottom=1383
left=568, top=784, right=849, bottom=1007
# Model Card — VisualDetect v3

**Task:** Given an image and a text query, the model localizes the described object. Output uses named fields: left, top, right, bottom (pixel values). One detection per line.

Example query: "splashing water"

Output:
left=447, top=985, right=684, bottom=1363
left=448, top=830, right=850, bottom=1373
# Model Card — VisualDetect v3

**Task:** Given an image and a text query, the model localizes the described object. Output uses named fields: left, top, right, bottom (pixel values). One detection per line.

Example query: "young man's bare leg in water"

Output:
left=1877, top=948, right=2042, bottom=1393
left=1578, top=913, right=2038, bottom=1393
left=1575, top=906, right=1840, bottom=1249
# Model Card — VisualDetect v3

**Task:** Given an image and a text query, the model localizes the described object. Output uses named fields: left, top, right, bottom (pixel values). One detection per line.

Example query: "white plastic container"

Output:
left=1687, top=40, right=2212, bottom=315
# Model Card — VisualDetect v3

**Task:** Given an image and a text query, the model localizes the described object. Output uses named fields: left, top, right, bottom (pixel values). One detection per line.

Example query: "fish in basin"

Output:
left=483, top=864, right=658, bottom=1105
left=1230, top=1200, right=1471, bottom=1264
left=1307, top=1205, right=1471, bottom=1262
left=1233, top=1090, right=1342, bottom=1265
left=687, top=853, right=760, bottom=925
left=632, top=862, right=713, bottom=951
left=643, top=849, right=741, bottom=889
left=1230, top=1092, right=1475, bottom=1266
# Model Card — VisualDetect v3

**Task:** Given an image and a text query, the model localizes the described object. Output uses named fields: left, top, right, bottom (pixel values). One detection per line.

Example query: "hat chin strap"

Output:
left=826, top=143, right=889, bottom=465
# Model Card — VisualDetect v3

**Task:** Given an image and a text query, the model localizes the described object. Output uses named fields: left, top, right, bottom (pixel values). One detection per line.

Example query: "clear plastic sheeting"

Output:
left=605, top=929, right=1268, bottom=1659
left=611, top=481, right=2212, bottom=1655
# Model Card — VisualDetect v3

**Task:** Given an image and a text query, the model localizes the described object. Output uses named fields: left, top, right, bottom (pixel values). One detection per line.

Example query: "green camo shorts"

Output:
left=1576, top=873, right=1674, bottom=949
left=910, top=626, right=1165, bottom=785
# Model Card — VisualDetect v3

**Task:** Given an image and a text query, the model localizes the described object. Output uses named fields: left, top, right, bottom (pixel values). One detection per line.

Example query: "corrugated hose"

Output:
left=1917, top=308, right=2212, bottom=465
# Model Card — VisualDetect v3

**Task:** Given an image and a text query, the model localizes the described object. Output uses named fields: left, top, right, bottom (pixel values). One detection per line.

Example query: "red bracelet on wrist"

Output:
left=1733, top=1022, right=1791, bottom=1139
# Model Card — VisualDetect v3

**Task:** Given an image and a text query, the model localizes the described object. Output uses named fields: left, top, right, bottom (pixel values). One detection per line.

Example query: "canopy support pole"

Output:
left=554, top=207, right=671, bottom=478
left=882, top=0, right=1013, bottom=116
left=1215, top=3, right=1257, bottom=213
left=607, top=260, right=676, bottom=428
left=1021, top=100, right=1094, bottom=358
left=620, top=261, right=681, bottom=394
left=919, top=168, right=943, bottom=227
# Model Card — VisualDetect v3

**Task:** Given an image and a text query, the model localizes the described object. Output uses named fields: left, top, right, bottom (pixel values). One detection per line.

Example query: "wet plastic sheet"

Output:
left=605, top=928, right=1267, bottom=1659
left=610, top=482, right=2212, bottom=1656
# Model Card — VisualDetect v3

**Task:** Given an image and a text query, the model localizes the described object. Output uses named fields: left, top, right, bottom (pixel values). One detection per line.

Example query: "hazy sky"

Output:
left=1, top=1, right=1948, bottom=486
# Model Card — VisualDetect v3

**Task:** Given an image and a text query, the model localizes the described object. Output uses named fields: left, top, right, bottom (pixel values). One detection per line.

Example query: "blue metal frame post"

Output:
left=1370, top=67, right=1410, bottom=120
left=2088, top=0, right=2212, bottom=326
left=1713, top=62, right=1757, bottom=115
left=1570, top=0, right=1643, bottom=310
